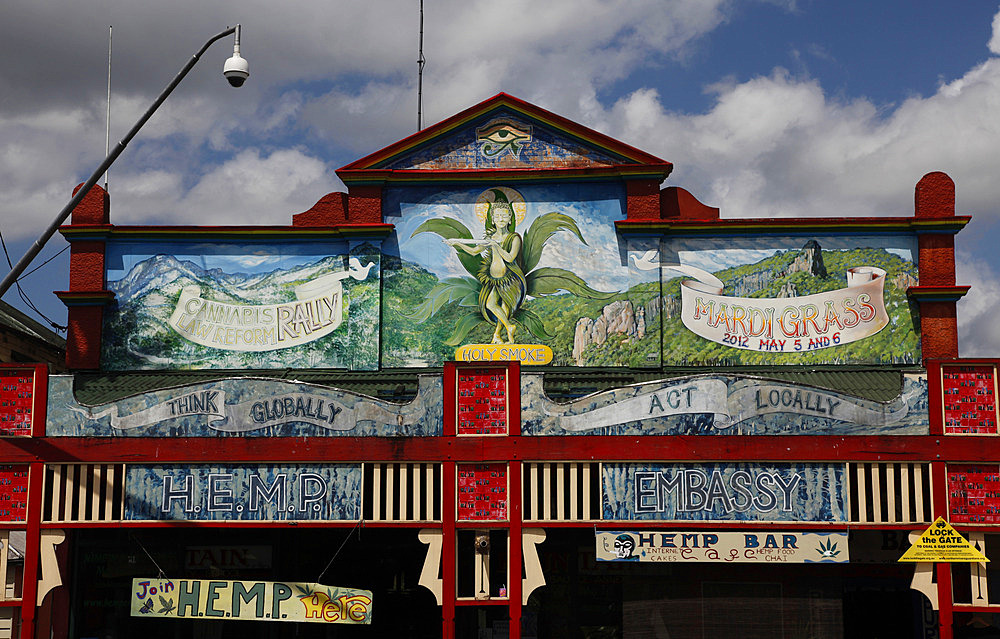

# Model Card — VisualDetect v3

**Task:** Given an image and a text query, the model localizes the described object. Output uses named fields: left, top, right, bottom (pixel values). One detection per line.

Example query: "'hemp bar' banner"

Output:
left=596, top=530, right=848, bottom=563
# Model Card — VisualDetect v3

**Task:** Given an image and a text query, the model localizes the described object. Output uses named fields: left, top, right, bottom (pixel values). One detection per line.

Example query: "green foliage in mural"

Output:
left=406, top=209, right=615, bottom=347
left=661, top=247, right=920, bottom=365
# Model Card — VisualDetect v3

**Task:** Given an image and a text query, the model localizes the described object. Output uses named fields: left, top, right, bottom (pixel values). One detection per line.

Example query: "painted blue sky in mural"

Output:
left=389, top=184, right=640, bottom=292
left=660, top=236, right=916, bottom=275
left=106, top=241, right=347, bottom=284
left=4, top=2, right=1000, bottom=357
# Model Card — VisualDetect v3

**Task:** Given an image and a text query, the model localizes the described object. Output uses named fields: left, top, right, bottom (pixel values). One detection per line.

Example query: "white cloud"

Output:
left=3, top=0, right=1000, bottom=350
left=958, top=250, right=1000, bottom=356
left=990, top=8, right=1000, bottom=55
left=173, top=148, right=334, bottom=225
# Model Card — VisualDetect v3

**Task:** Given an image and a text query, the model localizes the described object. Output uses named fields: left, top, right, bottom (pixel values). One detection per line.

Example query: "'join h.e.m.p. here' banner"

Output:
left=671, top=264, right=889, bottom=353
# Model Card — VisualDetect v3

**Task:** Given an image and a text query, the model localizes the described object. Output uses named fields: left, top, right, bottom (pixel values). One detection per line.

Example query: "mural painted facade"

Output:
left=521, top=373, right=929, bottom=436
left=45, top=375, right=442, bottom=437
left=602, top=462, right=847, bottom=522
left=101, top=239, right=380, bottom=370
left=656, top=235, right=921, bottom=365
left=382, top=182, right=661, bottom=367
left=124, top=464, right=362, bottom=521
left=29, top=94, right=974, bottom=638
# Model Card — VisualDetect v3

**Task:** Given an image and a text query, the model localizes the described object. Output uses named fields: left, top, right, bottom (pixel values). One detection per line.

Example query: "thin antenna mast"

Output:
left=104, top=25, right=112, bottom=190
left=417, top=0, right=425, bottom=131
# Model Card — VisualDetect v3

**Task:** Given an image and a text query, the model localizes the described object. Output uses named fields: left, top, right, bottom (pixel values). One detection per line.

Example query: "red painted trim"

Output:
left=20, top=461, right=45, bottom=637
left=586, top=521, right=915, bottom=530
left=5, top=435, right=994, bottom=464
left=35, top=519, right=937, bottom=531
left=33, top=364, right=47, bottom=438
left=442, top=461, right=456, bottom=639
left=931, top=460, right=954, bottom=638
left=40, top=520, right=435, bottom=529
left=508, top=459, right=522, bottom=639
left=454, top=598, right=509, bottom=606
left=338, top=165, right=672, bottom=185
left=454, top=521, right=513, bottom=530
left=616, top=216, right=970, bottom=234
left=907, top=285, right=971, bottom=301
left=339, top=93, right=671, bottom=171
left=937, top=556, right=955, bottom=637
left=54, top=290, right=115, bottom=305
left=926, top=360, right=945, bottom=437
left=60, top=223, right=394, bottom=238
left=508, top=361, right=521, bottom=439
left=444, top=362, right=457, bottom=438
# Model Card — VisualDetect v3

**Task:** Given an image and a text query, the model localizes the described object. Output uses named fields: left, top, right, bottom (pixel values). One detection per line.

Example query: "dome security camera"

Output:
left=223, top=54, right=249, bottom=87
left=222, top=24, right=248, bottom=88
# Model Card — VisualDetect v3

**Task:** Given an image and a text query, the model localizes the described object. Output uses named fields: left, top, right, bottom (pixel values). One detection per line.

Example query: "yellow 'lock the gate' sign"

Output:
left=898, top=517, right=989, bottom=563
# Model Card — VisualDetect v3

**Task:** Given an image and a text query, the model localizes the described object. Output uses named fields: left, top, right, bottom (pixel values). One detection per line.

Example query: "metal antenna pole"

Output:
left=417, top=0, right=425, bottom=131
left=0, top=26, right=238, bottom=299
left=104, top=25, right=112, bottom=190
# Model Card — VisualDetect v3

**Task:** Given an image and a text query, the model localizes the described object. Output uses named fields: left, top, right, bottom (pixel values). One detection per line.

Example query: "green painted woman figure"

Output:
left=445, top=189, right=527, bottom=344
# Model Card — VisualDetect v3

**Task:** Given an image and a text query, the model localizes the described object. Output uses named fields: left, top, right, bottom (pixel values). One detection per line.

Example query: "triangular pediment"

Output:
left=338, top=93, right=671, bottom=179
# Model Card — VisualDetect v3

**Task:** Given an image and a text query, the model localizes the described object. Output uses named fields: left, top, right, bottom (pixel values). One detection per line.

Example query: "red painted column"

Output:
left=914, top=172, right=961, bottom=360
left=441, top=461, right=456, bottom=639
left=926, top=360, right=944, bottom=437
left=442, top=362, right=457, bottom=639
left=347, top=185, right=384, bottom=223
left=62, top=183, right=111, bottom=370
left=508, top=460, right=522, bottom=639
left=931, top=460, right=954, bottom=639
left=20, top=461, right=44, bottom=639
left=506, top=363, right=522, bottom=638
left=625, top=179, right=660, bottom=219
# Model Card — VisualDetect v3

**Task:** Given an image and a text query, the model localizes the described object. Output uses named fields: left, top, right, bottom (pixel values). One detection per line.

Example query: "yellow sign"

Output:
left=130, top=578, right=372, bottom=624
left=455, top=343, right=553, bottom=365
left=898, top=517, right=989, bottom=563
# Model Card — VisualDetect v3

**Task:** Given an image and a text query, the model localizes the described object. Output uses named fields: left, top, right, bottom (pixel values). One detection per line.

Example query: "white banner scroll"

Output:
left=551, top=378, right=912, bottom=432
left=76, top=388, right=425, bottom=434
left=82, top=390, right=228, bottom=430
left=167, top=258, right=375, bottom=352
left=670, top=264, right=889, bottom=353
left=556, top=379, right=729, bottom=431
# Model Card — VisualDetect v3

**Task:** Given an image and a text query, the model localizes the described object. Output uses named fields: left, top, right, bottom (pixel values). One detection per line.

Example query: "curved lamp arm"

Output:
left=0, top=25, right=243, bottom=299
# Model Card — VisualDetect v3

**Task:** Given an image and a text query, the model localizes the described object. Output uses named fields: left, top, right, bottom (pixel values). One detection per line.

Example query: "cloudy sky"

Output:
left=2, top=1, right=999, bottom=356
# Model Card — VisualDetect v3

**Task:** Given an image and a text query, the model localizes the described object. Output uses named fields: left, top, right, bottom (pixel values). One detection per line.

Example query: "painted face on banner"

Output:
left=614, top=534, right=636, bottom=559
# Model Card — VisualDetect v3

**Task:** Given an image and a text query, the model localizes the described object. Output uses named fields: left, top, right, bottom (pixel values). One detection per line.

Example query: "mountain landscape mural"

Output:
left=101, top=248, right=379, bottom=370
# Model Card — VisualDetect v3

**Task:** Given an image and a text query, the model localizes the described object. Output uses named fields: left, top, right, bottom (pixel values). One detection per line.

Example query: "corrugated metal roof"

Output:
left=72, top=369, right=427, bottom=405
left=0, top=300, right=65, bottom=350
left=540, top=367, right=910, bottom=403
left=70, top=366, right=912, bottom=406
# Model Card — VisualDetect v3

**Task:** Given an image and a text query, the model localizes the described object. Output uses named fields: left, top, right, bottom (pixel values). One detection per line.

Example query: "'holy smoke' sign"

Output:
left=167, top=258, right=374, bottom=352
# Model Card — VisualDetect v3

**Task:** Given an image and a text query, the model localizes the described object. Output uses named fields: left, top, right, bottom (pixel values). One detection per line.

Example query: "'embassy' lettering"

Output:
left=634, top=469, right=801, bottom=514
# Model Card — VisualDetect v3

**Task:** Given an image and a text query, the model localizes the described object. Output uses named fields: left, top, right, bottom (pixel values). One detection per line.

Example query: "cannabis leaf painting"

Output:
left=406, top=187, right=615, bottom=346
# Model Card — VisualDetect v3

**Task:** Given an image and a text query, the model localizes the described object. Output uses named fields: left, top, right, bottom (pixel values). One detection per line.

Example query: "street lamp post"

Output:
left=0, top=24, right=249, bottom=299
